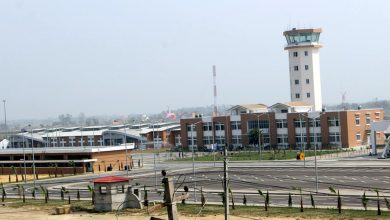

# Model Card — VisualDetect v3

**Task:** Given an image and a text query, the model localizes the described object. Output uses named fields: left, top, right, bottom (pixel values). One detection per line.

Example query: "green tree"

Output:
left=292, top=187, right=304, bottom=212
left=248, top=128, right=264, bottom=145
left=87, top=185, right=94, bottom=205
left=361, top=191, right=369, bottom=211
left=229, top=188, right=235, bottom=210
left=329, top=186, right=341, bottom=214
left=372, top=189, right=381, bottom=215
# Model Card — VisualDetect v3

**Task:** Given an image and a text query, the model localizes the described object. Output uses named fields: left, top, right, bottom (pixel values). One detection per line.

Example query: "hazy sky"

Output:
left=1, top=0, right=390, bottom=120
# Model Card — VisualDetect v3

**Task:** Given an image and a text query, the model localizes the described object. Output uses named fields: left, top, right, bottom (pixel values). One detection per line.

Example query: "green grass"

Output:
left=174, top=150, right=341, bottom=161
left=176, top=204, right=390, bottom=219
left=3, top=199, right=389, bottom=219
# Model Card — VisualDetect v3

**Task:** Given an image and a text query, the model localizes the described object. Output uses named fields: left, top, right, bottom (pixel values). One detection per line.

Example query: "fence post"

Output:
left=162, top=177, right=178, bottom=220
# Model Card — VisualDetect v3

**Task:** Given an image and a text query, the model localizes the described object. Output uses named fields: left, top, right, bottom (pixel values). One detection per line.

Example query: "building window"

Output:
left=231, top=121, right=241, bottom=130
left=295, top=134, right=307, bottom=143
left=355, top=114, right=360, bottom=125
left=175, top=135, right=181, bottom=146
left=248, top=120, right=269, bottom=130
left=307, top=93, right=311, bottom=98
left=215, top=123, right=224, bottom=131
left=293, top=51, right=298, bottom=57
left=294, top=119, right=306, bottom=128
left=203, top=122, right=212, bottom=131
left=309, top=133, right=322, bottom=143
left=232, top=135, right=241, bottom=144
left=329, top=132, right=340, bottom=143
left=304, top=51, right=308, bottom=56
left=294, top=79, right=299, bottom=85
left=309, top=118, right=320, bottom=127
left=281, top=109, right=288, bottom=113
left=203, top=136, right=213, bottom=145
left=295, top=93, right=300, bottom=99
left=306, top=79, right=310, bottom=84
left=277, top=134, right=288, bottom=144
left=215, top=136, right=225, bottom=145
left=187, top=138, right=197, bottom=146
left=116, top=185, right=125, bottom=193
left=356, top=132, right=361, bottom=141
left=328, top=117, right=340, bottom=127
left=305, top=65, right=309, bottom=70
left=99, top=186, right=107, bottom=195
left=187, top=124, right=194, bottom=132
left=365, top=114, right=371, bottom=124
left=294, top=66, right=299, bottom=71
left=276, top=119, right=288, bottom=128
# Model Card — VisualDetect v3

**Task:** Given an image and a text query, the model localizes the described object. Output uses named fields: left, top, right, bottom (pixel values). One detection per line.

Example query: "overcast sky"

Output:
left=1, top=0, right=389, bottom=120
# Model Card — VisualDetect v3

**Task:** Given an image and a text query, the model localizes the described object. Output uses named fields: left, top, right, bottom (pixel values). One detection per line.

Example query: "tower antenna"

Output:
left=341, top=91, right=347, bottom=110
left=213, top=65, right=218, bottom=117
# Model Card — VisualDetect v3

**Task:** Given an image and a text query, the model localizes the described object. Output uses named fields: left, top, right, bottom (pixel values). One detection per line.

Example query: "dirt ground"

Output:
left=0, top=174, right=50, bottom=183
left=0, top=206, right=295, bottom=220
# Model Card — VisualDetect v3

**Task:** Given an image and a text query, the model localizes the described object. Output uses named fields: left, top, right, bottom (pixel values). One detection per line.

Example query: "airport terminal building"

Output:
left=0, top=122, right=181, bottom=174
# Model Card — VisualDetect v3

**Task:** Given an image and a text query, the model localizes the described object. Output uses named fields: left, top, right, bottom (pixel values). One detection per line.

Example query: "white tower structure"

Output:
left=284, top=28, right=323, bottom=111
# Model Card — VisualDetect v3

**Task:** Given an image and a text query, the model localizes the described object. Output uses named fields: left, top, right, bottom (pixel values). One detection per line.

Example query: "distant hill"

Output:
left=2, top=100, right=390, bottom=134
left=325, top=99, right=390, bottom=119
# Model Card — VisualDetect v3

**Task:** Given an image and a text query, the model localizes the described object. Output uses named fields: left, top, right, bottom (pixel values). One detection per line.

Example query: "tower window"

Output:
left=295, top=93, right=300, bottom=99
left=294, top=66, right=299, bottom=71
left=293, top=52, right=298, bottom=57
left=306, top=79, right=310, bottom=84
left=305, top=65, right=309, bottom=70
left=294, top=79, right=299, bottom=85
left=304, top=51, right=308, bottom=56
left=307, top=93, right=311, bottom=98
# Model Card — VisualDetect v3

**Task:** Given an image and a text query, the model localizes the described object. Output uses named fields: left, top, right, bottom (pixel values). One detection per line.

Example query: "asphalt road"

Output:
left=3, top=152, right=390, bottom=209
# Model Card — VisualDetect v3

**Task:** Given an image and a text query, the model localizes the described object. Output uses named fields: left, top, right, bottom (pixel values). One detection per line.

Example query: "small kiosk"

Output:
left=93, top=176, right=142, bottom=212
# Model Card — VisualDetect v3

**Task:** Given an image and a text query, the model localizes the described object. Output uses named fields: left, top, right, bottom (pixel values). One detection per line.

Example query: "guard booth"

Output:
left=93, top=176, right=143, bottom=212
left=370, top=121, right=390, bottom=158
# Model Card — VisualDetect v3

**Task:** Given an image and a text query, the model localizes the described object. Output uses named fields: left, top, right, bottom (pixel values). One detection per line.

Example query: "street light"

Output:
left=2, top=100, right=6, bottom=136
left=123, top=124, right=129, bottom=177
left=299, top=113, right=306, bottom=167
left=298, top=111, right=324, bottom=193
left=152, top=123, right=158, bottom=189
left=255, top=112, right=270, bottom=161
left=28, top=125, right=36, bottom=188
left=22, top=129, right=27, bottom=183
left=190, top=120, right=204, bottom=202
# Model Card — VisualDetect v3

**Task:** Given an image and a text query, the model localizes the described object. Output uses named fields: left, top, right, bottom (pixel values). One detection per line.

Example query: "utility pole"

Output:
left=223, top=147, right=229, bottom=220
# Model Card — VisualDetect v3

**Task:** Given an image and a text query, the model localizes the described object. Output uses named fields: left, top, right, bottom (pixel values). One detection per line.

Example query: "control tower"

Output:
left=283, top=28, right=323, bottom=111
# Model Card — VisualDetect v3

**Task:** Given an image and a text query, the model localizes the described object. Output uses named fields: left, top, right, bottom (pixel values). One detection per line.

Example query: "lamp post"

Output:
left=299, top=114, right=306, bottom=167
left=22, top=130, right=27, bottom=183
left=123, top=124, right=129, bottom=177
left=312, top=117, right=319, bottom=193
left=190, top=120, right=203, bottom=202
left=152, top=124, right=157, bottom=189
left=299, top=111, right=323, bottom=193
left=2, top=100, right=6, bottom=134
left=29, top=125, right=36, bottom=188
left=255, top=112, right=270, bottom=161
